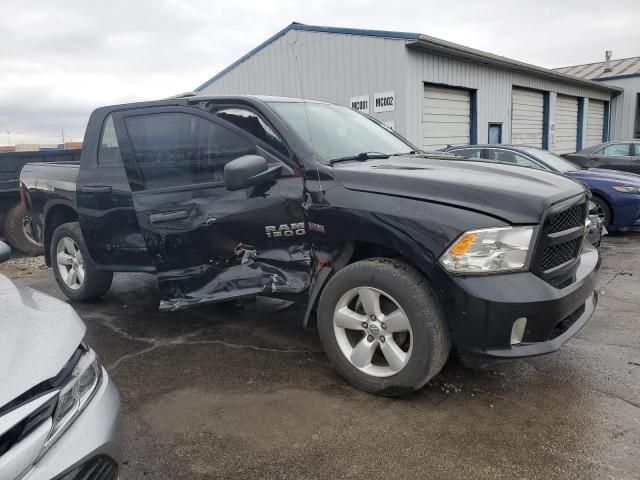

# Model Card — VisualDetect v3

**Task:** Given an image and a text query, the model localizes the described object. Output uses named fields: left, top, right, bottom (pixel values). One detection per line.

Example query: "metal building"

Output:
left=554, top=54, right=640, bottom=141
left=195, top=23, right=621, bottom=154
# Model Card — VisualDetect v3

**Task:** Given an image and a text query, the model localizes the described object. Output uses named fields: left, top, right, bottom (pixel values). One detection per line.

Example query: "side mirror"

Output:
left=0, top=241, right=11, bottom=264
left=224, top=155, right=281, bottom=191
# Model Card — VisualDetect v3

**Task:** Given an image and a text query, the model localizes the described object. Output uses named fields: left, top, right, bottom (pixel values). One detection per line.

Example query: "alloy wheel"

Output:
left=56, top=237, right=85, bottom=290
left=333, top=286, right=413, bottom=377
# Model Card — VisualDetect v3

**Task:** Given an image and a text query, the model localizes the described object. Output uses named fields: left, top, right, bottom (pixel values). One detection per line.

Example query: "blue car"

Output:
left=443, top=145, right=640, bottom=232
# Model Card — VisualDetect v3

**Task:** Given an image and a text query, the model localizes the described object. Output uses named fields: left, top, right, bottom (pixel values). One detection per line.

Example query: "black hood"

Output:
left=332, top=156, right=587, bottom=224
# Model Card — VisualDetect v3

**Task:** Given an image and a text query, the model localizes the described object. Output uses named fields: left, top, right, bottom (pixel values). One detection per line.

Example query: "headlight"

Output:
left=439, top=226, right=534, bottom=273
left=41, top=346, right=102, bottom=455
left=612, top=185, right=640, bottom=194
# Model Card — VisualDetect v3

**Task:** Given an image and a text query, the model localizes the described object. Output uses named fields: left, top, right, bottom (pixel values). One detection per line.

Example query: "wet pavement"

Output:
left=2, top=234, right=639, bottom=479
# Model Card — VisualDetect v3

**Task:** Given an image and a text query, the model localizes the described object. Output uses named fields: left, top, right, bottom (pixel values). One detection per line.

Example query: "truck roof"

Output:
left=95, top=95, right=328, bottom=113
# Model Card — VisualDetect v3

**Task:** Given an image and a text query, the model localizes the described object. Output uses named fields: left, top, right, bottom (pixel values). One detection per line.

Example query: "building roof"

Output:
left=553, top=57, right=640, bottom=81
left=195, top=22, right=621, bottom=94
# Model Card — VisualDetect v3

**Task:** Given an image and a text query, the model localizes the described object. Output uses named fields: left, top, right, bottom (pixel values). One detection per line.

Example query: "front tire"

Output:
left=50, top=222, right=113, bottom=302
left=3, top=204, right=44, bottom=255
left=317, top=258, right=450, bottom=396
left=591, top=195, right=612, bottom=228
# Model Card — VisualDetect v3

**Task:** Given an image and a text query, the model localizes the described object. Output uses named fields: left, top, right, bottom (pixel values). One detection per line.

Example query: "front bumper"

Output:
left=22, top=368, right=121, bottom=480
left=431, top=243, right=600, bottom=365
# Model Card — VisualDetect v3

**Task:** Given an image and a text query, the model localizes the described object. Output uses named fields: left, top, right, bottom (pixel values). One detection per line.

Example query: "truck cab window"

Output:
left=213, top=108, right=289, bottom=158
left=98, top=115, right=122, bottom=166
left=124, top=112, right=255, bottom=189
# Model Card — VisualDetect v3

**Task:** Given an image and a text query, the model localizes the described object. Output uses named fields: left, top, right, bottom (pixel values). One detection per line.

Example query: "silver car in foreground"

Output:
left=0, top=242, right=121, bottom=480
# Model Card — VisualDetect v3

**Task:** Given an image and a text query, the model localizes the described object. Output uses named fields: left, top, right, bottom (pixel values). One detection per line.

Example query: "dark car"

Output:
left=443, top=144, right=640, bottom=232
left=564, top=141, right=640, bottom=174
left=20, top=96, right=599, bottom=396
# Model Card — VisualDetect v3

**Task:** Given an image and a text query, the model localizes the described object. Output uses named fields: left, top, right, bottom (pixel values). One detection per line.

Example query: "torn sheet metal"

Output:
left=158, top=244, right=311, bottom=311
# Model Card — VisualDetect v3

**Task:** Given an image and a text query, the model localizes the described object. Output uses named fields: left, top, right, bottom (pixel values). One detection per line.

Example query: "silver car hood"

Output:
left=0, top=274, right=85, bottom=408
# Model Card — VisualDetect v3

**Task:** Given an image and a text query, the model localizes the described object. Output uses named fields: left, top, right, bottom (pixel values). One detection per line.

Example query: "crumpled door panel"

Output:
left=157, top=244, right=311, bottom=311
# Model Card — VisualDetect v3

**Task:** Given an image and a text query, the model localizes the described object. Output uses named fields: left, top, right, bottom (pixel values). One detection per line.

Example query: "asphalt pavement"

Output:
left=2, top=234, right=639, bottom=479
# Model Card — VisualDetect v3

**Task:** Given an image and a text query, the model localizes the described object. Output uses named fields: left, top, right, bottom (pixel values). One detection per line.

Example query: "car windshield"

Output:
left=520, top=147, right=580, bottom=173
left=269, top=102, right=414, bottom=164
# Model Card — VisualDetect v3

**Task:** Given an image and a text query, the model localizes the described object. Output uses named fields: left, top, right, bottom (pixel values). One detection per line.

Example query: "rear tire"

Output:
left=317, top=258, right=450, bottom=397
left=3, top=204, right=43, bottom=255
left=50, top=222, right=113, bottom=302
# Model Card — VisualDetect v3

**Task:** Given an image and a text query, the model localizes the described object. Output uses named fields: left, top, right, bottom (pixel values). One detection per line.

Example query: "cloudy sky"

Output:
left=1, top=0, right=638, bottom=144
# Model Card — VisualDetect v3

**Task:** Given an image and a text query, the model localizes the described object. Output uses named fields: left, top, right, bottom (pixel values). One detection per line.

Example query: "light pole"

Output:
left=5, top=131, right=10, bottom=145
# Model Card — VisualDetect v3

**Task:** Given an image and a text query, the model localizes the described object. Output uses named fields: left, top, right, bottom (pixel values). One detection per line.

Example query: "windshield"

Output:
left=520, top=147, right=580, bottom=173
left=269, top=102, right=414, bottom=163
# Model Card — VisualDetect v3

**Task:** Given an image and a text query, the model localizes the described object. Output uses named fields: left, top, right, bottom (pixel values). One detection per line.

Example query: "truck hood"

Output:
left=332, top=156, right=587, bottom=224
left=0, top=274, right=85, bottom=408
left=566, top=168, right=640, bottom=186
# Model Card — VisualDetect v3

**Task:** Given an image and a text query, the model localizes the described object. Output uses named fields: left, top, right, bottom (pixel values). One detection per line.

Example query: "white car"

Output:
left=0, top=241, right=121, bottom=480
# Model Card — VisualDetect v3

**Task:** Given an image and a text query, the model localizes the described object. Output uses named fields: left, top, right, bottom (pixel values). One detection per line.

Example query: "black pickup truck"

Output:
left=1, top=149, right=81, bottom=254
left=21, top=96, right=600, bottom=396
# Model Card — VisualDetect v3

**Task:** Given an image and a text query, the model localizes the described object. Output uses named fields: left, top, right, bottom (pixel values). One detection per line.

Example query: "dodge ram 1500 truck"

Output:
left=21, top=96, right=600, bottom=396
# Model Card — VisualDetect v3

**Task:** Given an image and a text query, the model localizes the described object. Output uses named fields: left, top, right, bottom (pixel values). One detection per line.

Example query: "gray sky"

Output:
left=1, top=0, right=638, bottom=144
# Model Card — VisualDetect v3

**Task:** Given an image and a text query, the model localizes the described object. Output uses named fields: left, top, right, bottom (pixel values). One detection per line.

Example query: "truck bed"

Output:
left=0, top=150, right=81, bottom=194
left=20, top=161, right=80, bottom=216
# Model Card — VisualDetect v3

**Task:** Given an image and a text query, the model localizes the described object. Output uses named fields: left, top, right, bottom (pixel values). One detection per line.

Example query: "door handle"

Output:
left=81, top=185, right=112, bottom=194
left=149, top=210, right=189, bottom=224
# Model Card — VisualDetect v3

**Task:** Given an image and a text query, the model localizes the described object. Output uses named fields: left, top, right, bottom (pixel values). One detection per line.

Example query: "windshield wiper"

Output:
left=329, top=152, right=391, bottom=165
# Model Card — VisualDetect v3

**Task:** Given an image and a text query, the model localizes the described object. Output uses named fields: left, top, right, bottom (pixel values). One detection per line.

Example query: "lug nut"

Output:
left=370, top=315, right=376, bottom=321
left=367, top=335, right=374, bottom=342
left=379, top=336, right=386, bottom=343
left=381, top=323, right=387, bottom=330
left=362, top=322, right=368, bottom=329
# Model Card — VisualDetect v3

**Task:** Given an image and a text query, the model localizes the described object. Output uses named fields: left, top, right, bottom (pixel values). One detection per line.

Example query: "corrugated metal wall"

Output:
left=404, top=48, right=611, bottom=148
left=198, top=29, right=614, bottom=150
left=198, top=30, right=410, bottom=133
left=601, top=76, right=640, bottom=140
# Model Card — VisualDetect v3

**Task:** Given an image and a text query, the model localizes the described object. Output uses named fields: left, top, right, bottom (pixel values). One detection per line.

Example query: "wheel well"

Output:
left=347, top=241, right=404, bottom=265
left=303, top=241, right=426, bottom=328
left=44, top=205, right=78, bottom=265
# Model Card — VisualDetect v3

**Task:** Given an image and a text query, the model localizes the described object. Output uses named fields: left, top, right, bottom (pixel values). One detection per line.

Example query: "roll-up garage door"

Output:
left=586, top=100, right=605, bottom=147
left=554, top=95, right=579, bottom=154
left=512, top=88, right=544, bottom=148
left=422, top=85, right=470, bottom=150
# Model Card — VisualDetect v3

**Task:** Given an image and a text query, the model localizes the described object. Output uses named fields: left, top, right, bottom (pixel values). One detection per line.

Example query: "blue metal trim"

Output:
left=470, top=90, right=478, bottom=144
left=542, top=92, right=550, bottom=150
left=291, top=24, right=420, bottom=40
left=577, top=98, right=584, bottom=151
left=593, top=73, right=640, bottom=81
left=194, top=23, right=421, bottom=92
left=603, top=101, right=610, bottom=142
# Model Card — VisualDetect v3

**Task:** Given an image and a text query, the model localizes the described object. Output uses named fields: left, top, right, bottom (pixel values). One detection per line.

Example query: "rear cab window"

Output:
left=98, top=115, right=122, bottom=166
